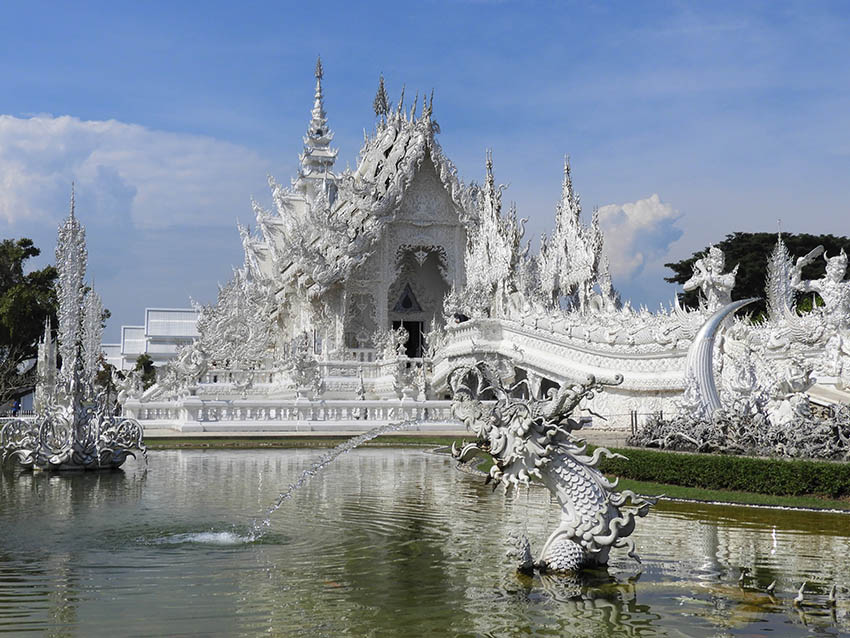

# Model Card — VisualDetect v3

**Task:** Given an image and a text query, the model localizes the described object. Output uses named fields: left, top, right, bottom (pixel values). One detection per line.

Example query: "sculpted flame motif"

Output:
left=1, top=190, right=146, bottom=471
left=1, top=380, right=146, bottom=470
left=449, top=362, right=655, bottom=573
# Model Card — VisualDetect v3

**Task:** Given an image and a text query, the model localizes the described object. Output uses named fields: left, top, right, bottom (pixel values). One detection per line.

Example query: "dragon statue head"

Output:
left=449, top=362, right=655, bottom=574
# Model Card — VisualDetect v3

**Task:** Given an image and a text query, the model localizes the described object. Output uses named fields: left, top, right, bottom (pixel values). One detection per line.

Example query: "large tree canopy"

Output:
left=0, top=238, right=58, bottom=405
left=665, top=232, right=850, bottom=318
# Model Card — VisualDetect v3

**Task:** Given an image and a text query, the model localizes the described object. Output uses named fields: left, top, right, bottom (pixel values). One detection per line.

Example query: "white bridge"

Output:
left=123, top=304, right=850, bottom=433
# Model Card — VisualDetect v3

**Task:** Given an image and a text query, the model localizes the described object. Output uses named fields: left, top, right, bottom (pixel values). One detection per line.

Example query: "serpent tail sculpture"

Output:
left=450, top=362, right=656, bottom=573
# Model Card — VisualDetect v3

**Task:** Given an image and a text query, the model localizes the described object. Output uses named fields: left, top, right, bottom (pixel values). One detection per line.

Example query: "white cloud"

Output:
left=0, top=114, right=271, bottom=229
left=596, top=193, right=683, bottom=280
left=0, top=114, right=279, bottom=342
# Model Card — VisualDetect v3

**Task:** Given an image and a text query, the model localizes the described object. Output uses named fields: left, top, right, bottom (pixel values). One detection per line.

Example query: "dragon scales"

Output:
left=449, top=362, right=655, bottom=574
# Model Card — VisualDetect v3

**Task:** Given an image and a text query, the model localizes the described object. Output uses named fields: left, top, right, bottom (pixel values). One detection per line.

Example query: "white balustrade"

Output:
left=126, top=397, right=459, bottom=432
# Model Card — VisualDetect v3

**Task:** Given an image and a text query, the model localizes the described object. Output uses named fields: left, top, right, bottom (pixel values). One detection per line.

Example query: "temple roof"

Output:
left=246, top=76, right=476, bottom=299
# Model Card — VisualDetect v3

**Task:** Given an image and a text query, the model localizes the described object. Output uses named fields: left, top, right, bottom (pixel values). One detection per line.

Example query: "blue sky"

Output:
left=1, top=1, right=848, bottom=341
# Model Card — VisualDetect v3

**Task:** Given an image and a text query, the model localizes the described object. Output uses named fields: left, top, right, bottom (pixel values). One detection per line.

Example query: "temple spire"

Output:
left=69, top=181, right=75, bottom=219
left=373, top=74, right=389, bottom=119
left=299, top=56, right=338, bottom=180
left=42, top=316, right=51, bottom=346
left=311, top=56, right=325, bottom=127
left=558, top=155, right=581, bottom=225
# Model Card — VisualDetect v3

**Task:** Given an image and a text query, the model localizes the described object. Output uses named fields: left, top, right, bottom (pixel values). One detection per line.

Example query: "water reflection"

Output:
left=0, top=449, right=848, bottom=637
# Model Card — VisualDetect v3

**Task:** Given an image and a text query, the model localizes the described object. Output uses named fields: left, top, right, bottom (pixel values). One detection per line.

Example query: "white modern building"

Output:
left=103, top=308, right=199, bottom=371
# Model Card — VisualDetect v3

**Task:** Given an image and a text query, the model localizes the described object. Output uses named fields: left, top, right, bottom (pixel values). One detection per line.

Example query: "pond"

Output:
left=1, top=448, right=848, bottom=637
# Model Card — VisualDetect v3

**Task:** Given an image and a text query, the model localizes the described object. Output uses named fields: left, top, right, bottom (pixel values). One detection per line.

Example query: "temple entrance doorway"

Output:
left=386, top=244, right=450, bottom=359
left=392, top=320, right=424, bottom=358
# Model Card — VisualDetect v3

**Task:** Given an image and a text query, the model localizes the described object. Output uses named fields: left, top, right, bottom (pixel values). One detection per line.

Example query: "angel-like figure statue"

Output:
left=113, top=368, right=144, bottom=406
left=791, top=246, right=850, bottom=330
left=683, top=246, right=739, bottom=312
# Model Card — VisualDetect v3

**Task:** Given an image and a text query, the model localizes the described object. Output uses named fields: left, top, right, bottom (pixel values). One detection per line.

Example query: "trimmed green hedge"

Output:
left=598, top=447, right=850, bottom=499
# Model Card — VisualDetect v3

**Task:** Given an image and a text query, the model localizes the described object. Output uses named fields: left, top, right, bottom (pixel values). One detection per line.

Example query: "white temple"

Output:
left=120, top=60, right=850, bottom=432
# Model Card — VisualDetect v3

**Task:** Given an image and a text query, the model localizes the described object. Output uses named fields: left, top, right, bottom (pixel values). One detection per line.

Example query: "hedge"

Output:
left=597, top=447, right=850, bottom=499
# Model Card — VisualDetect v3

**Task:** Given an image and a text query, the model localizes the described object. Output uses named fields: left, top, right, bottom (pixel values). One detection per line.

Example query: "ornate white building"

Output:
left=122, top=60, right=850, bottom=432
left=241, top=60, right=471, bottom=360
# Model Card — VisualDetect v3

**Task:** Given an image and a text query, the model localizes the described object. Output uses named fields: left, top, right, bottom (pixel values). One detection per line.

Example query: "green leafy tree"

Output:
left=665, top=232, right=850, bottom=319
left=95, top=354, right=121, bottom=408
left=134, top=353, right=157, bottom=390
left=0, top=238, right=58, bottom=405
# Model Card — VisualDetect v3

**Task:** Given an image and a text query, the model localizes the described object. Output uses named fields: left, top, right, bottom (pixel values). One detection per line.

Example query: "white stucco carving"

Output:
left=124, top=62, right=850, bottom=436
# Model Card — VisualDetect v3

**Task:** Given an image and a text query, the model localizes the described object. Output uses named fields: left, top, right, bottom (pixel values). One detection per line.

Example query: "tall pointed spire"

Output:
left=299, top=56, right=338, bottom=180
left=484, top=149, right=495, bottom=197
left=42, top=316, right=51, bottom=346
left=310, top=56, right=326, bottom=132
left=373, top=74, right=389, bottom=119
left=55, top=186, right=88, bottom=386
left=558, top=155, right=581, bottom=225
left=69, top=181, right=76, bottom=218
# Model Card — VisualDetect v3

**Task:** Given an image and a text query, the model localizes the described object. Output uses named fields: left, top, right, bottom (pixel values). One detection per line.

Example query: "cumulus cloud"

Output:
left=596, top=194, right=683, bottom=280
left=0, top=114, right=278, bottom=341
left=0, top=114, right=271, bottom=229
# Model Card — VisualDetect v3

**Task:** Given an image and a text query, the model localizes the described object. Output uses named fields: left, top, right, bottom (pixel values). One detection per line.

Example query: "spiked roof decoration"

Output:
left=247, top=65, right=476, bottom=299
left=299, top=55, right=338, bottom=180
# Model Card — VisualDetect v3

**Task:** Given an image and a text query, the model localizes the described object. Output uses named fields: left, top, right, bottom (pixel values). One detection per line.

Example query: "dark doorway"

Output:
left=392, top=320, right=424, bottom=358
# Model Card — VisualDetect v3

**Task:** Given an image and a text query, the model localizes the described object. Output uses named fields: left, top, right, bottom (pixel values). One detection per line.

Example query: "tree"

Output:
left=0, top=238, right=58, bottom=406
left=134, top=353, right=157, bottom=390
left=95, top=354, right=120, bottom=408
left=665, top=232, right=850, bottom=319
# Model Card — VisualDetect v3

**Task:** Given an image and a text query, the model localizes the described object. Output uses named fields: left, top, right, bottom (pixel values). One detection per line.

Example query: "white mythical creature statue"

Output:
left=372, top=324, right=409, bottom=359
left=283, top=332, right=323, bottom=399
left=683, top=245, right=739, bottom=313
left=791, top=246, right=850, bottom=330
left=449, top=362, right=655, bottom=574
left=113, top=368, right=144, bottom=406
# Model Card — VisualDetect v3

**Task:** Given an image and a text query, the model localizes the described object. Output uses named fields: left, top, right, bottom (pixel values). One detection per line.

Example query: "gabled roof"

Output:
left=248, top=97, right=476, bottom=298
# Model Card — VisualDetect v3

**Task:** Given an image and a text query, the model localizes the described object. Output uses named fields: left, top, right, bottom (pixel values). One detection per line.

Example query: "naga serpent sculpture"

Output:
left=449, top=362, right=655, bottom=574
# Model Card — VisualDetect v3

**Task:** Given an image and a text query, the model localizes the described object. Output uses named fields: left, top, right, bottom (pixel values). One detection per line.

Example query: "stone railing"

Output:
left=433, top=318, right=687, bottom=392
left=0, top=410, right=36, bottom=419
left=123, top=397, right=459, bottom=433
left=0, top=413, right=37, bottom=423
left=192, top=355, right=429, bottom=386
left=430, top=317, right=689, bottom=430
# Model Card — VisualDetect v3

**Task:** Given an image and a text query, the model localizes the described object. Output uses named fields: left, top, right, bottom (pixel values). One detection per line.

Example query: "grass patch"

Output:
left=599, top=446, right=850, bottom=500
left=614, top=478, right=850, bottom=511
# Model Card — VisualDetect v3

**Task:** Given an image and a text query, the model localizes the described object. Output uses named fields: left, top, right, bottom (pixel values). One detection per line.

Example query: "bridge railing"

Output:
left=124, top=398, right=461, bottom=432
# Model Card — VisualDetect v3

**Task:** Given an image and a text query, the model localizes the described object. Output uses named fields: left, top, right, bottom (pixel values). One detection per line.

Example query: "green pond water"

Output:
left=1, top=448, right=849, bottom=637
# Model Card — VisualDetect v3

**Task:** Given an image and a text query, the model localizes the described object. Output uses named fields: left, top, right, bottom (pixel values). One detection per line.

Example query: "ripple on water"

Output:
left=143, top=531, right=254, bottom=546
left=2, top=448, right=849, bottom=638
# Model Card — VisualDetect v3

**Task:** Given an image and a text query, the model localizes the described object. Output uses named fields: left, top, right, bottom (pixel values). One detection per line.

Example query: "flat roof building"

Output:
left=103, top=308, right=199, bottom=371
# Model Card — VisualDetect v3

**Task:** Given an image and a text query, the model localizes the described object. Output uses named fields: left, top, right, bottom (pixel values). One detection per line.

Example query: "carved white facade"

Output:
left=124, top=61, right=850, bottom=434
